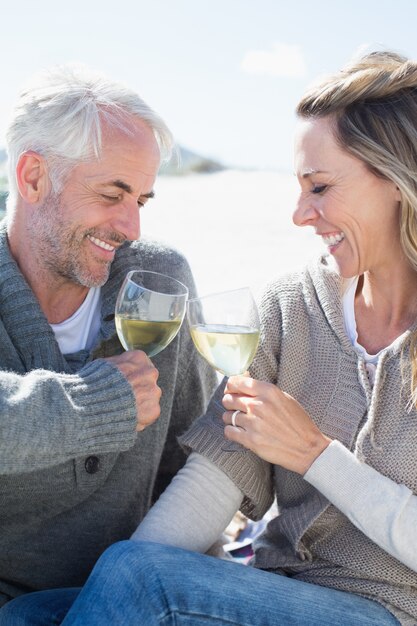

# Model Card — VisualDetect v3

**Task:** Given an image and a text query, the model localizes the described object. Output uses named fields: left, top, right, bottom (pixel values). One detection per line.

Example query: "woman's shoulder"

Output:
left=259, top=254, right=340, bottom=302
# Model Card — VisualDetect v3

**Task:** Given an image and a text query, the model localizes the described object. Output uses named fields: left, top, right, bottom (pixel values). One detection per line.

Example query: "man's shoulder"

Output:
left=119, top=237, right=185, bottom=260
left=117, top=237, right=189, bottom=268
left=112, top=237, right=194, bottom=290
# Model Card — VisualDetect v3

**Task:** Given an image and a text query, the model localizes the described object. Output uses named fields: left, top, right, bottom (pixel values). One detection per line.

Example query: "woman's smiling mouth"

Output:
left=321, top=232, right=345, bottom=248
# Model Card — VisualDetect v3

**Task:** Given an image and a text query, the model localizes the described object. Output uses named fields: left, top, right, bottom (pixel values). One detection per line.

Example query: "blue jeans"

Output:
left=0, top=541, right=400, bottom=625
left=0, top=589, right=79, bottom=626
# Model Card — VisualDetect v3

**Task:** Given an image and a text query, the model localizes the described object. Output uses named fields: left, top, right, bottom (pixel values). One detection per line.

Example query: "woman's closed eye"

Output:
left=312, top=185, right=327, bottom=194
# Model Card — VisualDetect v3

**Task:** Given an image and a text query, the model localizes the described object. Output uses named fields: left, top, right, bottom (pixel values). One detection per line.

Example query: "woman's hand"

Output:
left=222, top=376, right=331, bottom=475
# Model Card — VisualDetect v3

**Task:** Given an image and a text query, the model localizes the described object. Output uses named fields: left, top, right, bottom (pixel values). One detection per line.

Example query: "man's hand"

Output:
left=104, top=351, right=161, bottom=431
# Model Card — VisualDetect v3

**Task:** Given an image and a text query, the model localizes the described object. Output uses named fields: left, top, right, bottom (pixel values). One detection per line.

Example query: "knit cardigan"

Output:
left=0, top=223, right=217, bottom=606
left=181, top=254, right=417, bottom=626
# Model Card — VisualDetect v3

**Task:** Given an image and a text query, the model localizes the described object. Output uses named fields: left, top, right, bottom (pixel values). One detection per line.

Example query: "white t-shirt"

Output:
left=343, top=277, right=396, bottom=386
left=50, top=287, right=101, bottom=354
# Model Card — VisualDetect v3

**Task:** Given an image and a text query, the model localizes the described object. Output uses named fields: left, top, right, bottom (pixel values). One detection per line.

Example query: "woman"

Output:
left=5, top=50, right=417, bottom=625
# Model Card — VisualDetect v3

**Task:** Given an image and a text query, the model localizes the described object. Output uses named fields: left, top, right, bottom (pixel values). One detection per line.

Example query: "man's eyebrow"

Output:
left=141, top=190, right=155, bottom=199
left=110, top=180, right=133, bottom=193
left=109, top=180, right=155, bottom=199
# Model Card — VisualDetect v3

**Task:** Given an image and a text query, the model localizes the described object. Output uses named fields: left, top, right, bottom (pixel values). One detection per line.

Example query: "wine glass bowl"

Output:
left=115, top=270, right=188, bottom=357
left=187, top=287, right=260, bottom=376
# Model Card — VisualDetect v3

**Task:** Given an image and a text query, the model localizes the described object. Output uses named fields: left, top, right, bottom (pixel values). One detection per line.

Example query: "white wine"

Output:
left=116, top=315, right=182, bottom=357
left=190, top=324, right=260, bottom=376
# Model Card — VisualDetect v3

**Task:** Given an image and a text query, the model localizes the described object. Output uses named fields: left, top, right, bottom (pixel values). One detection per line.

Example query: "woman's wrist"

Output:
left=301, top=434, right=332, bottom=476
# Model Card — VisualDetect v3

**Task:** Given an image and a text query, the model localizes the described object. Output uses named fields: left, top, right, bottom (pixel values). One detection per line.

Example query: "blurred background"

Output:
left=1, top=0, right=416, bottom=295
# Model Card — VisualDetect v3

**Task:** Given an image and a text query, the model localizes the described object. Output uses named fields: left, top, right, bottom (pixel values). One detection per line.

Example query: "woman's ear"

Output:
left=15, top=151, right=50, bottom=203
left=395, top=184, right=402, bottom=203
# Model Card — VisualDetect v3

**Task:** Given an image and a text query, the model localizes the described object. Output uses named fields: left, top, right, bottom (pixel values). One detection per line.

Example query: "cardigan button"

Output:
left=85, top=456, right=100, bottom=474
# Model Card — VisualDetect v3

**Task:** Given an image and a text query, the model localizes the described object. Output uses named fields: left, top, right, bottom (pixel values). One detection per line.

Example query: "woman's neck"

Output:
left=354, top=264, right=417, bottom=354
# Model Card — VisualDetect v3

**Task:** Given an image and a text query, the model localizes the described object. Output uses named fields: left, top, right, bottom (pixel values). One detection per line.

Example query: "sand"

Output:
left=142, top=170, right=323, bottom=299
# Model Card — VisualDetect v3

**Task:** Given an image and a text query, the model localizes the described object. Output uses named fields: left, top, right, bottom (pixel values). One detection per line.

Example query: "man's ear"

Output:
left=16, top=151, right=50, bottom=203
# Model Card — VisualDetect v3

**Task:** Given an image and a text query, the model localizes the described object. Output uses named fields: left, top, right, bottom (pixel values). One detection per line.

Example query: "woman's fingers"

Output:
left=224, top=375, right=259, bottom=396
left=223, top=409, right=250, bottom=429
left=222, top=392, right=262, bottom=415
left=222, top=411, right=256, bottom=451
left=221, top=379, right=332, bottom=475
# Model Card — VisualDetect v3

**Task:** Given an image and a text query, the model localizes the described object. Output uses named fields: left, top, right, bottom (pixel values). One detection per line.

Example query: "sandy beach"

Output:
left=142, top=170, right=323, bottom=300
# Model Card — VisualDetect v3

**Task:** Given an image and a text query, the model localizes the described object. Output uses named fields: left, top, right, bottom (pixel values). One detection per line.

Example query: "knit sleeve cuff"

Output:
left=179, top=382, right=273, bottom=521
left=59, top=359, right=137, bottom=452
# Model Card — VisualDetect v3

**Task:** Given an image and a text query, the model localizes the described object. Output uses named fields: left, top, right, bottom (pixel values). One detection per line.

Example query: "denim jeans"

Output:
left=0, top=540, right=400, bottom=625
left=0, top=589, right=80, bottom=626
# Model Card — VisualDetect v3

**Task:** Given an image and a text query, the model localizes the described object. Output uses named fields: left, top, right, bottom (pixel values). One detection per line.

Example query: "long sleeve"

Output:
left=0, top=235, right=221, bottom=604
left=132, top=452, right=243, bottom=552
left=305, top=440, right=417, bottom=572
left=178, top=282, right=282, bottom=521
left=0, top=360, right=137, bottom=474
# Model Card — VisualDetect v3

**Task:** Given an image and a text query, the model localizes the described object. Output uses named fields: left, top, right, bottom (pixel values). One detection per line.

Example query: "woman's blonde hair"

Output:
left=297, top=50, right=417, bottom=405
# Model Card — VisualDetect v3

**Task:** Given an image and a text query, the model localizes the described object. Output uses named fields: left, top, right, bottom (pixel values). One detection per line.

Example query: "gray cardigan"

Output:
left=0, top=223, right=217, bottom=605
left=181, top=255, right=417, bottom=626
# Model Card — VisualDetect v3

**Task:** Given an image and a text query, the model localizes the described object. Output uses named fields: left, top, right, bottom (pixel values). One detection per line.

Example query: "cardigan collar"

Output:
left=307, top=254, right=353, bottom=352
left=0, top=221, right=135, bottom=373
left=0, top=222, right=71, bottom=373
left=308, top=254, right=415, bottom=359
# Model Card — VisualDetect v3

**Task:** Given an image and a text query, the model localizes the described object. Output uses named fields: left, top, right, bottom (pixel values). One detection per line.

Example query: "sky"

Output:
left=2, top=0, right=417, bottom=171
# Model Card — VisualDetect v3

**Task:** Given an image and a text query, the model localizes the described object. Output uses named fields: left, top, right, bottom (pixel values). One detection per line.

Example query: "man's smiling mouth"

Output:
left=87, top=235, right=116, bottom=252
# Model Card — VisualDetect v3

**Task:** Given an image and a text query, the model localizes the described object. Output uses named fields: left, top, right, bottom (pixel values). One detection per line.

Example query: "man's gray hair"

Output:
left=6, top=64, right=173, bottom=208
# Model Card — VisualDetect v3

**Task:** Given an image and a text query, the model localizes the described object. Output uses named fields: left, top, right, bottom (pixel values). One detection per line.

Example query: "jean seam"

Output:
left=162, top=611, right=255, bottom=625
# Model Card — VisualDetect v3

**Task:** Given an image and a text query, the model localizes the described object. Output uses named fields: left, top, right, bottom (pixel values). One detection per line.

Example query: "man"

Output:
left=0, top=65, right=216, bottom=618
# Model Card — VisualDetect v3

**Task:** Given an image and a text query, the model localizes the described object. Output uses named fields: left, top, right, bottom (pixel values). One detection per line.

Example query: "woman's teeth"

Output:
left=322, top=232, right=345, bottom=247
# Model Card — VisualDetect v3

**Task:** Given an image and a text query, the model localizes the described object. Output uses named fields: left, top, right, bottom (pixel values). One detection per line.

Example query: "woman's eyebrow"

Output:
left=301, top=169, right=328, bottom=179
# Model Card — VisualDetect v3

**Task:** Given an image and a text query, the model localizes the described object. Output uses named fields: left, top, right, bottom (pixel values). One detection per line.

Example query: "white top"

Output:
left=50, top=287, right=101, bottom=354
left=133, top=276, right=417, bottom=573
left=343, top=277, right=389, bottom=386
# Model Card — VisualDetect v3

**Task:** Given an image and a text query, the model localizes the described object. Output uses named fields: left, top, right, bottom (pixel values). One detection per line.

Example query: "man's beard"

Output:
left=29, top=190, right=122, bottom=288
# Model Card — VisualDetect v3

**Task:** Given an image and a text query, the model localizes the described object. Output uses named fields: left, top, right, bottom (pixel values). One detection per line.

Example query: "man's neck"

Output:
left=8, top=215, right=90, bottom=323
left=23, top=267, right=89, bottom=324
left=40, top=284, right=90, bottom=324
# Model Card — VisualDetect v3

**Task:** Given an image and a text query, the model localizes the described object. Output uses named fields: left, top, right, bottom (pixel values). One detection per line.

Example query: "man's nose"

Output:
left=113, top=200, right=141, bottom=242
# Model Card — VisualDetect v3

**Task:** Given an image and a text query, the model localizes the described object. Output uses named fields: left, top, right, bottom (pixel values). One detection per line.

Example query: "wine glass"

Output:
left=187, top=287, right=260, bottom=376
left=115, top=270, right=188, bottom=357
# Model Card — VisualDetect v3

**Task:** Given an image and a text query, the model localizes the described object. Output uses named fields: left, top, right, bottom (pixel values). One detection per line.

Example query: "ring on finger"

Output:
left=231, top=410, right=240, bottom=427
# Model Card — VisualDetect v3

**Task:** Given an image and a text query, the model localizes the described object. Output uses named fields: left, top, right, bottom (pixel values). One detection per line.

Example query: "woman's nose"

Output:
left=292, top=197, right=319, bottom=227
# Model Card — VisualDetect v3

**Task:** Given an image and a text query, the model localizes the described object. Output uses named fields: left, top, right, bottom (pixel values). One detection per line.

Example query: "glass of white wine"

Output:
left=187, top=287, right=260, bottom=376
left=115, top=270, right=188, bottom=357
